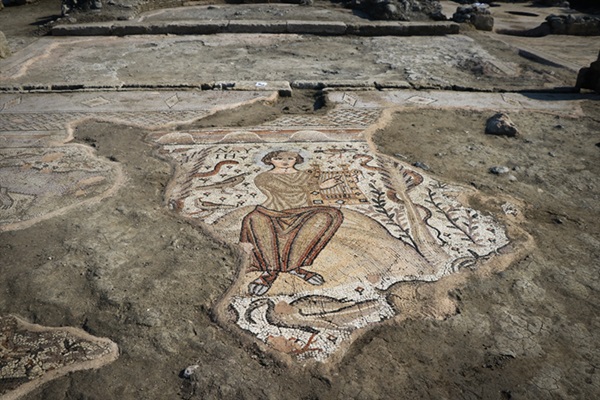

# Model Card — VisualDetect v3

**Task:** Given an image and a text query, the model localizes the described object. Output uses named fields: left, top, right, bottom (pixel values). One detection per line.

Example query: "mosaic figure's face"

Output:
left=269, top=152, right=299, bottom=169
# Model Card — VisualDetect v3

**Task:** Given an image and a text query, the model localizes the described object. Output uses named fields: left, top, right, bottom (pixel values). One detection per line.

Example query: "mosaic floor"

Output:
left=7, top=87, right=590, bottom=391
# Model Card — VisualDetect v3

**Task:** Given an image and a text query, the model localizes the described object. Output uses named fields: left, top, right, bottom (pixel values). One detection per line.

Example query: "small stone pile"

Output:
left=545, top=14, right=600, bottom=35
left=341, top=0, right=445, bottom=21
left=536, top=0, right=570, bottom=6
left=452, top=3, right=494, bottom=31
left=576, top=51, right=600, bottom=93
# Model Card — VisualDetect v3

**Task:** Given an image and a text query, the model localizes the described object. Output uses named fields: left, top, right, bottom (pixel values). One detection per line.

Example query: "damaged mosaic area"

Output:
left=157, top=116, right=513, bottom=362
left=0, top=315, right=118, bottom=399
left=0, top=146, right=119, bottom=231
left=0, top=90, right=274, bottom=232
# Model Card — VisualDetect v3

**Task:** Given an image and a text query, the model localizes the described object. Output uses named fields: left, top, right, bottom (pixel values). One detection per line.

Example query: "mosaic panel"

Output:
left=0, top=111, right=208, bottom=131
left=261, top=109, right=381, bottom=129
left=158, top=121, right=515, bottom=362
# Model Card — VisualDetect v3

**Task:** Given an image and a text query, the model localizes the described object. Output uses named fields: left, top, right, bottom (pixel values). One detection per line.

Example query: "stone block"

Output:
left=230, top=81, right=292, bottom=96
left=51, top=23, right=113, bottom=36
left=287, top=21, right=347, bottom=35
left=406, top=22, right=460, bottom=35
left=291, top=80, right=373, bottom=89
left=153, top=21, right=227, bottom=35
left=111, top=23, right=153, bottom=36
left=226, top=21, right=287, bottom=34
left=471, top=15, right=494, bottom=31
left=291, top=81, right=326, bottom=90
left=347, top=22, right=408, bottom=36
left=347, top=22, right=459, bottom=36
left=374, top=81, right=412, bottom=89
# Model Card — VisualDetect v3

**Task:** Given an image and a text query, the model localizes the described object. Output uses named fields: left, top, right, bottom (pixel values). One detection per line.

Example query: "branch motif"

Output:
left=426, top=187, right=481, bottom=245
left=369, top=183, right=421, bottom=254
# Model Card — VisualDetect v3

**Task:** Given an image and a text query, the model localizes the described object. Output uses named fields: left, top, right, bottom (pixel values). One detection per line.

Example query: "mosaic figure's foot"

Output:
left=248, top=272, right=278, bottom=296
left=290, top=268, right=325, bottom=286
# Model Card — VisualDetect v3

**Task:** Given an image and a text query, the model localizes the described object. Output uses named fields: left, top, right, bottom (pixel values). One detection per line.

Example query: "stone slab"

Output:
left=325, top=90, right=597, bottom=115
left=488, top=34, right=600, bottom=72
left=0, top=35, right=564, bottom=92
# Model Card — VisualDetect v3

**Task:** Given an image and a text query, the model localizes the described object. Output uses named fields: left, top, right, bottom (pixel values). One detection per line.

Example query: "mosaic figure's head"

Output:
left=261, top=150, right=304, bottom=169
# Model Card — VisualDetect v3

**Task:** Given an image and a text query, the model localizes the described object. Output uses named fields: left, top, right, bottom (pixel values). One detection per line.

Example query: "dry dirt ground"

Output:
left=1, top=1, right=600, bottom=400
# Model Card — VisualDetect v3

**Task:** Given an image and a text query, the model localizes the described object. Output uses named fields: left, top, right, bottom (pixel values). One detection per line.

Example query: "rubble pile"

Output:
left=452, top=3, right=494, bottom=31
left=341, top=0, right=445, bottom=21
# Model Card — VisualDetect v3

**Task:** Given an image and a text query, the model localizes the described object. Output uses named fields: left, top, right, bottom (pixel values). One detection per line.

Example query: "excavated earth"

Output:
left=0, top=1, right=599, bottom=399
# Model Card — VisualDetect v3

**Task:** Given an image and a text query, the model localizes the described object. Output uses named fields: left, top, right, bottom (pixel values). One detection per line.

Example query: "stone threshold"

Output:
left=0, top=80, right=581, bottom=95
left=51, top=20, right=460, bottom=37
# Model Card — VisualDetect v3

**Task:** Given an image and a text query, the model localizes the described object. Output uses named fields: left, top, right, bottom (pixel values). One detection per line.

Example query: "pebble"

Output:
left=489, top=166, right=510, bottom=175
left=183, top=364, right=200, bottom=379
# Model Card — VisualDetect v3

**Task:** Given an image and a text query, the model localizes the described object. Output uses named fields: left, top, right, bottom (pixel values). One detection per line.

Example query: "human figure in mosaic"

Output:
left=239, top=150, right=346, bottom=296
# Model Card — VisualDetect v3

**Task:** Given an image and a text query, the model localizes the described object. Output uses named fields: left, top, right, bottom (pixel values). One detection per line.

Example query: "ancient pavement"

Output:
left=0, top=1, right=599, bottom=399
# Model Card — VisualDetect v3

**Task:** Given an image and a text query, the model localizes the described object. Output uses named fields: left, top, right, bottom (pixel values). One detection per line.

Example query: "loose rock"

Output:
left=576, top=51, right=600, bottom=93
left=183, top=364, right=200, bottom=379
left=485, top=113, right=519, bottom=137
left=489, top=166, right=510, bottom=175
left=0, top=31, right=9, bottom=59
left=413, top=161, right=431, bottom=171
